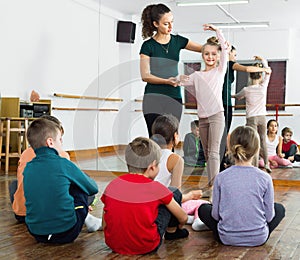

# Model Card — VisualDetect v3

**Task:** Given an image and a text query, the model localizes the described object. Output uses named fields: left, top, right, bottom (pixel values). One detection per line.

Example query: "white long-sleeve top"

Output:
left=183, top=29, right=228, bottom=118
left=234, top=59, right=270, bottom=118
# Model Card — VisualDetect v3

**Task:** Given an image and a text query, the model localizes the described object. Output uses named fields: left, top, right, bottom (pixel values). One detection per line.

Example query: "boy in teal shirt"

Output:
left=24, top=118, right=100, bottom=243
left=183, top=120, right=206, bottom=167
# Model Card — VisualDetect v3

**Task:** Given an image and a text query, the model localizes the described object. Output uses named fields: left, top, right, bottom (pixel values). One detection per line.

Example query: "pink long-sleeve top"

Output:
left=183, top=30, right=228, bottom=118
left=234, top=59, right=270, bottom=118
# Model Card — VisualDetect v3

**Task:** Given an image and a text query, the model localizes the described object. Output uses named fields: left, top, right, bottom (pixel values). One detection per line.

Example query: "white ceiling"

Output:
left=96, top=0, right=300, bottom=33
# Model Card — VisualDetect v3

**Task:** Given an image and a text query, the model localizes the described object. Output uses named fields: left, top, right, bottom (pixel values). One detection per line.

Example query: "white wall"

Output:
left=1, top=0, right=300, bottom=152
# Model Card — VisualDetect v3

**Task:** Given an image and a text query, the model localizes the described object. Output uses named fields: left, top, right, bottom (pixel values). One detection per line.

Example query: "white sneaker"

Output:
left=186, top=215, right=194, bottom=225
left=192, top=218, right=209, bottom=231
left=292, top=161, right=300, bottom=168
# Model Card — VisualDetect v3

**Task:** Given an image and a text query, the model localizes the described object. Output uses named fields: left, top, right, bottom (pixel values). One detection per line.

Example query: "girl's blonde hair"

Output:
left=201, top=36, right=221, bottom=53
left=229, top=126, right=260, bottom=162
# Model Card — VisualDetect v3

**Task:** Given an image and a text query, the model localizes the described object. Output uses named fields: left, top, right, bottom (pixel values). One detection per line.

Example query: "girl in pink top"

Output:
left=182, top=24, right=228, bottom=196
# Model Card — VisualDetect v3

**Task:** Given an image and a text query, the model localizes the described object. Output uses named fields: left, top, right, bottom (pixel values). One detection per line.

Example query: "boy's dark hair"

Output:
left=281, top=127, right=293, bottom=137
left=191, top=120, right=199, bottom=129
left=27, top=118, right=61, bottom=150
left=125, top=137, right=161, bottom=173
left=250, top=62, right=264, bottom=80
left=151, top=114, right=179, bottom=147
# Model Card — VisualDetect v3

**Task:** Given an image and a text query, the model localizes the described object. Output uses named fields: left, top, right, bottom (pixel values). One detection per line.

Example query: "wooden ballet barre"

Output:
left=184, top=112, right=293, bottom=116
left=53, top=93, right=123, bottom=102
left=52, top=107, right=119, bottom=112
left=234, top=104, right=300, bottom=109
left=233, top=113, right=293, bottom=117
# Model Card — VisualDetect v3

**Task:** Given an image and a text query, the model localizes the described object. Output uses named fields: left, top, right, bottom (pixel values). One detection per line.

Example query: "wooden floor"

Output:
left=1, top=156, right=300, bottom=259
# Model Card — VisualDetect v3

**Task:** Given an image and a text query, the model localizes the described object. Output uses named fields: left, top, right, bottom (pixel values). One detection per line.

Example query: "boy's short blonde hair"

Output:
left=125, top=137, right=161, bottom=173
left=27, top=118, right=61, bottom=150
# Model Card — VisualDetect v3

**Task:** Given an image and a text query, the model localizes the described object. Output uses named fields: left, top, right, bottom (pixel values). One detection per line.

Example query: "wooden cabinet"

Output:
left=0, top=97, right=51, bottom=118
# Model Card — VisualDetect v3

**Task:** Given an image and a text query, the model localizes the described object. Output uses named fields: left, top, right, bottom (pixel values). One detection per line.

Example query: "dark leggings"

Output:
left=143, top=93, right=182, bottom=137
left=198, top=202, right=285, bottom=244
left=220, top=105, right=233, bottom=171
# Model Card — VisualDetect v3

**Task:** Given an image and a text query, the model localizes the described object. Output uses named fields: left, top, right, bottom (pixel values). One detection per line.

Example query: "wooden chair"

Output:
left=0, top=117, right=29, bottom=173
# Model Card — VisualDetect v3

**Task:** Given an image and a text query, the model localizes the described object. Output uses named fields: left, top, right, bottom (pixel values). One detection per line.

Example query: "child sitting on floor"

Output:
left=281, top=126, right=300, bottom=164
left=23, top=118, right=101, bottom=244
left=101, top=137, right=189, bottom=255
left=151, top=114, right=209, bottom=231
left=183, top=120, right=206, bottom=167
left=198, top=125, right=285, bottom=246
left=9, top=115, right=70, bottom=223
left=9, top=115, right=98, bottom=230
left=259, top=119, right=292, bottom=169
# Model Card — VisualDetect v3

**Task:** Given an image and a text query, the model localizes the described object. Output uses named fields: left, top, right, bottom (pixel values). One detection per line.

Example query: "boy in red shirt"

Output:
left=281, top=127, right=300, bottom=163
left=101, top=137, right=188, bottom=255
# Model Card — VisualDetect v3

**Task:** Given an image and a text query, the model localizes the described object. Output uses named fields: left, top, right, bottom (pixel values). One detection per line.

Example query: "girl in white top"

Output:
left=181, top=24, right=229, bottom=194
left=232, top=56, right=272, bottom=173
left=259, top=119, right=292, bottom=169
left=151, top=114, right=208, bottom=231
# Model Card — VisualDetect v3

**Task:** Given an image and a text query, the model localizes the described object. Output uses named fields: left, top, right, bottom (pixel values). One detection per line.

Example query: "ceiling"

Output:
left=96, top=0, right=300, bottom=33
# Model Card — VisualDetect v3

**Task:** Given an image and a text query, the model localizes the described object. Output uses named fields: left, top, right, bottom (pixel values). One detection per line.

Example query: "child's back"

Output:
left=199, top=125, right=285, bottom=247
left=212, top=165, right=273, bottom=246
left=101, top=173, right=173, bottom=255
left=24, top=147, right=98, bottom=235
left=101, top=137, right=189, bottom=255
left=23, top=118, right=99, bottom=243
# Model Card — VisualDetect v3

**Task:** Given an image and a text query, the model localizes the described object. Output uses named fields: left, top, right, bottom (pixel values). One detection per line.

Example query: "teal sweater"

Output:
left=23, top=147, right=98, bottom=235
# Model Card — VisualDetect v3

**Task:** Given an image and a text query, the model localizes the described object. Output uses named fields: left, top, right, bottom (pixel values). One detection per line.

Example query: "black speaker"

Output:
left=116, top=21, right=136, bottom=43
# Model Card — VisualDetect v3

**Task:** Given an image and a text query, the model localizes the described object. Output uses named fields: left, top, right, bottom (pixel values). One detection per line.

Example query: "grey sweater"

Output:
left=212, top=165, right=275, bottom=246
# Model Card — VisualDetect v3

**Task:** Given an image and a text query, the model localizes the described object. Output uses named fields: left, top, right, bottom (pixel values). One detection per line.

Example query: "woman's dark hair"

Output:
left=151, top=114, right=179, bottom=148
left=141, top=3, right=171, bottom=39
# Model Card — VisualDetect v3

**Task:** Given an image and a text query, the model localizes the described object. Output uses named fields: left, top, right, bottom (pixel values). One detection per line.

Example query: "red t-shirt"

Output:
left=101, top=173, right=173, bottom=255
left=282, top=140, right=298, bottom=153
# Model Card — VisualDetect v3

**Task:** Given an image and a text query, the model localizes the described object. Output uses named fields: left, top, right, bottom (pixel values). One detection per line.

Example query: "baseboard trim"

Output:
left=68, top=145, right=127, bottom=161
